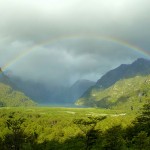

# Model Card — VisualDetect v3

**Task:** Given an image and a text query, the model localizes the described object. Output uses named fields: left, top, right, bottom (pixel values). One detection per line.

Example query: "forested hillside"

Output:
left=0, top=69, right=36, bottom=107
left=80, top=58, right=150, bottom=105
left=76, top=75, right=150, bottom=109
left=0, top=82, right=36, bottom=107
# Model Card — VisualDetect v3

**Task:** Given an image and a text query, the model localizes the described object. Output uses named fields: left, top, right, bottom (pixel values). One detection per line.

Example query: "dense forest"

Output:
left=0, top=101, right=149, bottom=150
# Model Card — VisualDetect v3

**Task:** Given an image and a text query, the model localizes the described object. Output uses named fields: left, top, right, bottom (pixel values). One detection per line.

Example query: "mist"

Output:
left=0, top=0, right=150, bottom=86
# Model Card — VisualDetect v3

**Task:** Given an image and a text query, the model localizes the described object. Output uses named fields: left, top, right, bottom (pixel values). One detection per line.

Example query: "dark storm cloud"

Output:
left=0, top=0, right=150, bottom=85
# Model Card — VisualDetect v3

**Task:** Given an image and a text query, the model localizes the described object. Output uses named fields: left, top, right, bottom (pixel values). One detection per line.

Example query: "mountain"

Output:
left=63, top=79, right=95, bottom=103
left=0, top=68, right=36, bottom=107
left=0, top=68, right=18, bottom=89
left=76, top=58, right=150, bottom=108
left=10, top=76, right=52, bottom=103
left=76, top=75, right=150, bottom=110
left=96, top=58, right=150, bottom=88
left=10, top=76, right=95, bottom=104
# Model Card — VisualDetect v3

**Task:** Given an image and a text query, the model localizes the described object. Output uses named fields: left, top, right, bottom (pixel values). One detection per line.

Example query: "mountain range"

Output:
left=76, top=58, right=150, bottom=108
left=9, top=76, right=95, bottom=104
left=3, top=68, right=95, bottom=105
left=1, top=58, right=150, bottom=107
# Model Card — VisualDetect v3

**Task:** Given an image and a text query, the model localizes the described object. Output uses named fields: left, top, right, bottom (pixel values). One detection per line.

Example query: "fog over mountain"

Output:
left=0, top=0, right=150, bottom=87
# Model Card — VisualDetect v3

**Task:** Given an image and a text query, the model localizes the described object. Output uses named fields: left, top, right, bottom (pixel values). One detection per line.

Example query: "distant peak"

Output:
left=135, top=58, right=150, bottom=63
left=119, top=64, right=128, bottom=67
left=77, top=79, right=92, bottom=82
left=74, top=79, right=95, bottom=84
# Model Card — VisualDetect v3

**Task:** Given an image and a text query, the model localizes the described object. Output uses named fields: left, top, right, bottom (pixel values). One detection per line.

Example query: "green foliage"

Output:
left=74, top=116, right=106, bottom=150
left=0, top=82, right=36, bottom=107
left=132, top=131, right=150, bottom=150
left=74, top=116, right=106, bottom=131
left=0, top=104, right=149, bottom=149
left=102, top=125, right=125, bottom=150
left=76, top=75, right=150, bottom=110
left=133, top=100, right=150, bottom=135
left=125, top=102, right=150, bottom=149
left=3, top=116, right=26, bottom=150
left=1, top=113, right=38, bottom=150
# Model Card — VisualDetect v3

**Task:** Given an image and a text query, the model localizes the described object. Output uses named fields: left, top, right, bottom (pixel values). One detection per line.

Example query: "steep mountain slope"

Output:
left=63, top=79, right=95, bottom=103
left=76, top=58, right=150, bottom=109
left=76, top=75, right=150, bottom=110
left=96, top=58, right=150, bottom=88
left=0, top=69, right=36, bottom=107
left=0, top=68, right=17, bottom=89
left=79, top=58, right=150, bottom=101
left=10, top=77, right=52, bottom=103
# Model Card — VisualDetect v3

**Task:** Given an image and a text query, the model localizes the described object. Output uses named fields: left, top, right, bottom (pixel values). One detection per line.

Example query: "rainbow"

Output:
left=1, top=34, right=150, bottom=71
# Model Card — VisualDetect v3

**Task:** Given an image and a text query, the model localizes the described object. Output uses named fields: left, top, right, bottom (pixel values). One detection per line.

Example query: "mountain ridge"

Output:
left=76, top=58, right=150, bottom=108
left=96, top=58, right=150, bottom=88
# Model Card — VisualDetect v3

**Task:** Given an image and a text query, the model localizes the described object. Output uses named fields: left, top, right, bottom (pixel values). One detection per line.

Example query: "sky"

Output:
left=0, top=0, right=150, bottom=86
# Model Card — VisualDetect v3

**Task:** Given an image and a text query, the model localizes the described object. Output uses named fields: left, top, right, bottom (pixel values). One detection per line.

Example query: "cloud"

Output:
left=1, top=0, right=150, bottom=42
left=8, top=39, right=143, bottom=85
left=0, top=0, right=150, bottom=85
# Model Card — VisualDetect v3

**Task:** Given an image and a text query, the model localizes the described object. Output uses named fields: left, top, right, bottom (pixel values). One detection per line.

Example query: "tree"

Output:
left=102, top=125, right=125, bottom=150
left=133, top=100, right=150, bottom=135
left=125, top=100, right=150, bottom=149
left=132, top=131, right=150, bottom=150
left=3, top=116, right=26, bottom=150
left=2, top=114, right=38, bottom=150
left=73, top=116, right=106, bottom=150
